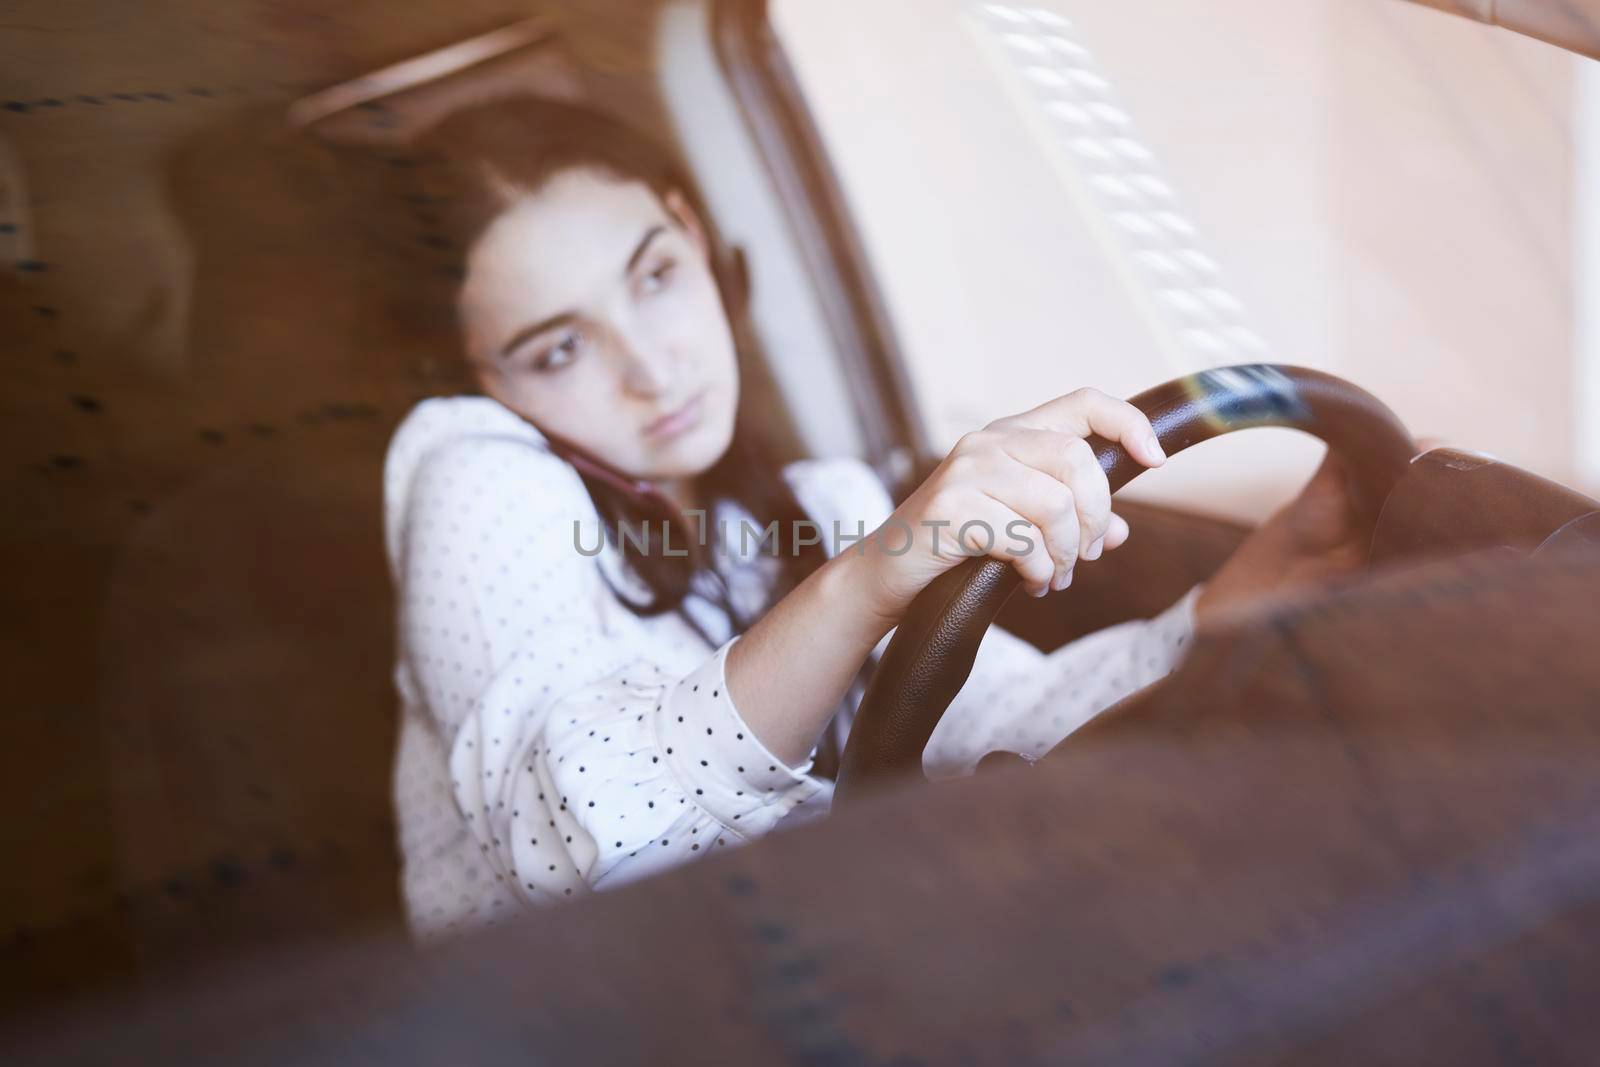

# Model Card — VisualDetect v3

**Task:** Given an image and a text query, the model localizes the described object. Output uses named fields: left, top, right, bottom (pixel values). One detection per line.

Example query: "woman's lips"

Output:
left=643, top=391, right=705, bottom=441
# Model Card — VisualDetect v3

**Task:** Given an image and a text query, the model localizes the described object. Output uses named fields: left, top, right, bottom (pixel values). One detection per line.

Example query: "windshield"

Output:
left=771, top=0, right=1598, bottom=520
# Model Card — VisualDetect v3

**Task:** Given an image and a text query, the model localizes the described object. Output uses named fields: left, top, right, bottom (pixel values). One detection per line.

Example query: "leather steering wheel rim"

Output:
left=833, top=363, right=1418, bottom=804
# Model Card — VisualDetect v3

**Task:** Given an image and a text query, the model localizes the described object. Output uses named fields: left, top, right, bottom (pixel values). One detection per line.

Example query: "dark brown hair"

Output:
left=409, top=96, right=827, bottom=636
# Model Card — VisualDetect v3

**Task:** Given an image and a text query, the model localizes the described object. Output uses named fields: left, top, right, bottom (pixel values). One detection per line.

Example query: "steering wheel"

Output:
left=833, top=363, right=1418, bottom=803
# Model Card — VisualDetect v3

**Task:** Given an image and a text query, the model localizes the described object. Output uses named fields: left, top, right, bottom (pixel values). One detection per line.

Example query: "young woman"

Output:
left=382, top=98, right=1364, bottom=940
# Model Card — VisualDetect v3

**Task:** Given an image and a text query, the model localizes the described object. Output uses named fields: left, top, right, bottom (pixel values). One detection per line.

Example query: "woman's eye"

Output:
left=531, top=331, right=582, bottom=372
left=640, top=259, right=676, bottom=294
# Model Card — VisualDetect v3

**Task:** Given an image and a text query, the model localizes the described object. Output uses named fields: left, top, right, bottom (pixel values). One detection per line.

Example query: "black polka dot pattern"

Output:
left=383, top=396, right=1201, bottom=941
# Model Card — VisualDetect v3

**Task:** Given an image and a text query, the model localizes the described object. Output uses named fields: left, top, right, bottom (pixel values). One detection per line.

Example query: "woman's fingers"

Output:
left=953, top=494, right=1057, bottom=597
left=1103, top=511, right=1130, bottom=552
left=979, top=466, right=1080, bottom=590
left=1059, top=435, right=1112, bottom=559
left=998, top=387, right=1166, bottom=470
left=995, top=429, right=1114, bottom=561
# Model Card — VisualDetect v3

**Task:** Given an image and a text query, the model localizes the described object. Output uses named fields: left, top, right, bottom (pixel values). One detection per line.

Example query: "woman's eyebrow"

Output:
left=625, top=225, right=668, bottom=275
left=496, top=226, right=669, bottom=360
left=498, top=311, right=576, bottom=361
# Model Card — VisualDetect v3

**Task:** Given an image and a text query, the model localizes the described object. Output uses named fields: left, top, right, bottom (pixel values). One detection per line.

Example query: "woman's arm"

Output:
left=720, top=538, right=897, bottom=763
left=727, top=388, right=1167, bottom=766
left=1194, top=446, right=1367, bottom=628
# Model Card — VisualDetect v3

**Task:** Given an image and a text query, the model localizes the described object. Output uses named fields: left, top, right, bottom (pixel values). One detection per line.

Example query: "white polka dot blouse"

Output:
left=383, top=396, right=1200, bottom=941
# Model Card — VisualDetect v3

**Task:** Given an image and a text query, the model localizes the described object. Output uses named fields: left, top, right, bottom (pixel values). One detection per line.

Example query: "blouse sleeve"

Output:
left=785, top=457, right=1202, bottom=780
left=395, top=434, right=826, bottom=910
left=921, top=584, right=1200, bottom=778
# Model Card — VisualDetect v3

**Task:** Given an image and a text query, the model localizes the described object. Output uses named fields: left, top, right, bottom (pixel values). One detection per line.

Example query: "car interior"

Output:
left=3, top=0, right=1599, bottom=1059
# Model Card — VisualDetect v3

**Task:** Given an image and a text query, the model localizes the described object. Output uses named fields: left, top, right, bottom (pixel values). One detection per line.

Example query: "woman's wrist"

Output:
left=723, top=543, right=903, bottom=766
left=819, top=542, right=907, bottom=640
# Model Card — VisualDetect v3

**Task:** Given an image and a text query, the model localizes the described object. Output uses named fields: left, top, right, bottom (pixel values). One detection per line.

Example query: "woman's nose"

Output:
left=617, top=335, right=676, bottom=398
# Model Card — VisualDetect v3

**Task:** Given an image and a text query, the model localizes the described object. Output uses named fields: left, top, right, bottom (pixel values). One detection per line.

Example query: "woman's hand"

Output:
left=729, top=386, right=1165, bottom=765
left=1193, top=447, right=1368, bottom=628
left=859, top=388, right=1168, bottom=619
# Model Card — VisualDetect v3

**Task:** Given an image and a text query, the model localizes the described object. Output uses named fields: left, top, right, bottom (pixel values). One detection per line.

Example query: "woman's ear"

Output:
left=663, top=188, right=711, bottom=260
left=471, top=361, right=511, bottom=408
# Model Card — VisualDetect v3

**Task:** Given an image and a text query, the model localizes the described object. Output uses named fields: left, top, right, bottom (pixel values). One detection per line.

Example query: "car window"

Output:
left=769, top=0, right=1597, bottom=520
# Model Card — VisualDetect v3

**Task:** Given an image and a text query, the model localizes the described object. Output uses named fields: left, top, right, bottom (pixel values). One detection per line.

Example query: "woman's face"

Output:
left=458, top=169, right=741, bottom=482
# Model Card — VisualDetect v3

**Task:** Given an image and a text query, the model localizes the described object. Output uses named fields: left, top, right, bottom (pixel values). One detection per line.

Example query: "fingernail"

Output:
left=1030, top=582, right=1049, bottom=598
left=1145, top=432, right=1166, bottom=463
left=1056, top=568, right=1073, bottom=591
left=1085, top=536, right=1104, bottom=561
